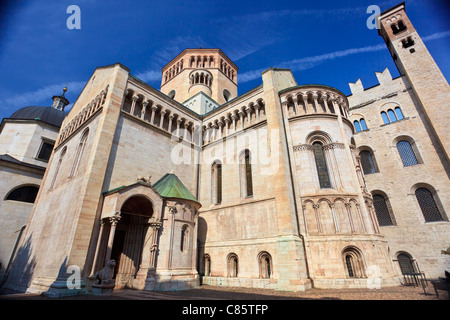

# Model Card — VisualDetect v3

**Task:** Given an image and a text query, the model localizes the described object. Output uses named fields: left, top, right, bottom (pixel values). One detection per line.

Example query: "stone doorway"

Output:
left=111, top=195, right=153, bottom=288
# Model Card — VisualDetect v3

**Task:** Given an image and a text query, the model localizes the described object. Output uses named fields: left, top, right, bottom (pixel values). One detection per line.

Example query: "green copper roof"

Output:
left=153, top=173, right=198, bottom=203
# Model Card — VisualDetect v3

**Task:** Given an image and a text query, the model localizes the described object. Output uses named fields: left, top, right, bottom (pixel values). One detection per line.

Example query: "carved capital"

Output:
left=168, top=206, right=177, bottom=215
left=108, top=213, right=121, bottom=225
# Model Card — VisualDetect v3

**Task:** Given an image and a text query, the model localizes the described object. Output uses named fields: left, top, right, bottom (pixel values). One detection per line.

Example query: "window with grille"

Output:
left=372, top=194, right=394, bottom=226
left=397, top=140, right=419, bottom=167
left=245, top=152, right=253, bottom=197
left=36, top=140, right=54, bottom=161
left=391, top=20, right=407, bottom=35
left=415, top=188, right=444, bottom=222
left=312, top=142, right=331, bottom=188
left=345, top=255, right=355, bottom=278
left=397, top=253, right=416, bottom=275
left=212, top=161, right=222, bottom=204
left=6, top=185, right=39, bottom=203
left=360, top=150, right=377, bottom=175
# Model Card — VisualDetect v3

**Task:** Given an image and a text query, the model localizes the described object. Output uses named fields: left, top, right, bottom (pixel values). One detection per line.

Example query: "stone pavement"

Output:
left=0, top=284, right=448, bottom=300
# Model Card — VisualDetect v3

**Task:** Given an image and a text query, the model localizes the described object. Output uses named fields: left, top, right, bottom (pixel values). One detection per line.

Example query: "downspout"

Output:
left=278, top=97, right=313, bottom=286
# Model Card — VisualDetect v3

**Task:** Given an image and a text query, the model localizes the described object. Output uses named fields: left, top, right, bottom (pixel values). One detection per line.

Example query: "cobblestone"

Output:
left=1, top=284, right=448, bottom=300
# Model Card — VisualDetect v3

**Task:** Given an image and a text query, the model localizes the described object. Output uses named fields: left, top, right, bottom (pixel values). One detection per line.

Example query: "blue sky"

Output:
left=0, top=0, right=449, bottom=120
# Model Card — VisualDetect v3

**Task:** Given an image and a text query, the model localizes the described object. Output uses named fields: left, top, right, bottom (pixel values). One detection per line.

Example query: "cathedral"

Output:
left=0, top=3, right=449, bottom=297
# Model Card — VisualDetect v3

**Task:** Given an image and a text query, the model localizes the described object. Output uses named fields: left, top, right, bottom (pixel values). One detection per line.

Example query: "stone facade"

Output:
left=1, top=3, right=449, bottom=297
left=0, top=105, right=64, bottom=283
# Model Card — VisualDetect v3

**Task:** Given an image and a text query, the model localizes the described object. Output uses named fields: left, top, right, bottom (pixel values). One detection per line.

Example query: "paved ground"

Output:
left=0, top=283, right=448, bottom=300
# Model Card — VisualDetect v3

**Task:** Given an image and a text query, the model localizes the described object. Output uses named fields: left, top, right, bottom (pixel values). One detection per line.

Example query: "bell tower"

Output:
left=160, top=48, right=238, bottom=110
left=377, top=2, right=450, bottom=163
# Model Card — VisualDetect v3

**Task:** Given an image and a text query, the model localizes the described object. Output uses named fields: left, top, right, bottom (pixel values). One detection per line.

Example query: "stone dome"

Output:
left=9, top=106, right=67, bottom=128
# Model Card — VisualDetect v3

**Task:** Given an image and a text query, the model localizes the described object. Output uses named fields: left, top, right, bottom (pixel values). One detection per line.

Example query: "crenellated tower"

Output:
left=377, top=2, right=450, bottom=164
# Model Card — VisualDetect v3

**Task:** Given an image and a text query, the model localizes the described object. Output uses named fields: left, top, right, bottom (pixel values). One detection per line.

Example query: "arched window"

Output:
left=258, top=252, right=272, bottom=279
left=388, top=109, right=397, bottom=122
left=395, top=107, right=404, bottom=120
left=312, top=142, right=331, bottom=188
left=359, top=150, right=377, bottom=175
left=397, top=253, right=416, bottom=275
left=360, top=118, right=368, bottom=131
left=50, top=146, right=67, bottom=189
left=239, top=150, right=253, bottom=197
left=36, top=140, right=55, bottom=162
left=372, top=193, right=395, bottom=226
left=5, top=185, right=39, bottom=203
left=203, top=254, right=211, bottom=276
left=397, top=140, right=419, bottom=167
left=227, top=253, right=238, bottom=277
left=415, top=187, right=445, bottom=222
left=354, top=120, right=361, bottom=133
left=168, top=90, right=176, bottom=99
left=69, top=128, right=89, bottom=178
left=381, top=111, right=390, bottom=124
left=180, top=224, right=190, bottom=252
left=223, top=89, right=231, bottom=102
left=342, top=247, right=365, bottom=278
left=211, top=161, right=222, bottom=204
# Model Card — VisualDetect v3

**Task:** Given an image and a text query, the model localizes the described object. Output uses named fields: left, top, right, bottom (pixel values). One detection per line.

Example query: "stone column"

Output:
left=319, top=94, right=328, bottom=113
left=176, top=118, right=183, bottom=137
left=313, top=204, right=323, bottom=234
left=184, top=121, right=191, bottom=141
left=254, top=103, right=261, bottom=120
left=292, top=96, right=299, bottom=115
left=148, top=222, right=162, bottom=271
left=231, top=114, right=237, bottom=133
left=168, top=114, right=175, bottom=133
left=90, top=219, right=106, bottom=275
left=224, top=117, right=231, bottom=136
left=312, top=92, right=319, bottom=113
left=159, top=110, right=166, bottom=128
left=150, top=105, right=158, bottom=125
left=130, top=95, right=138, bottom=115
left=302, top=93, right=309, bottom=114
left=141, top=100, right=148, bottom=120
left=246, top=106, right=252, bottom=125
left=218, top=120, right=224, bottom=139
left=238, top=110, right=245, bottom=129
left=105, top=213, right=121, bottom=263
